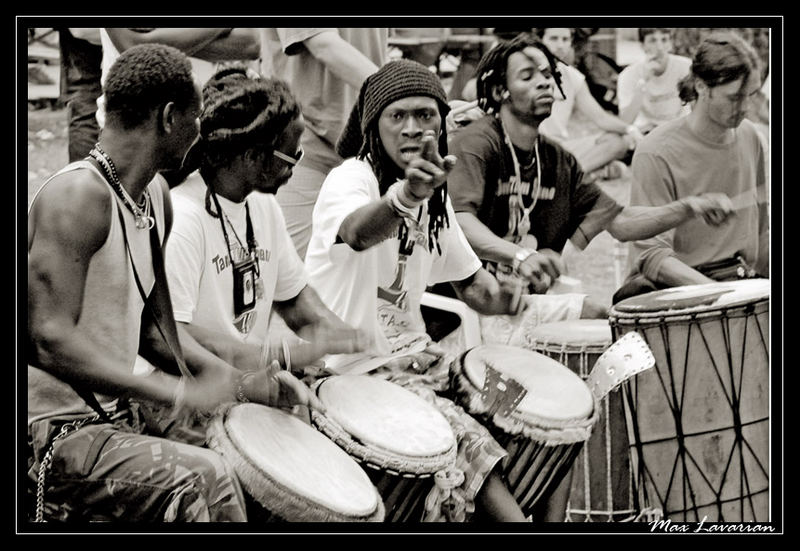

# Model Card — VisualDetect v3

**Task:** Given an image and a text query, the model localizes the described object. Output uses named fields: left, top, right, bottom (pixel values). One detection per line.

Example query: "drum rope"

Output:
left=624, top=309, right=770, bottom=521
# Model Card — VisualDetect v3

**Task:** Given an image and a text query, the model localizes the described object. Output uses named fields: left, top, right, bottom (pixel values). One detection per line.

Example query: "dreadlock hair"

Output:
left=678, top=31, right=762, bottom=104
left=104, top=43, right=196, bottom=130
left=175, top=67, right=301, bottom=217
left=475, top=32, right=565, bottom=115
left=356, top=119, right=450, bottom=255
left=337, top=59, right=453, bottom=255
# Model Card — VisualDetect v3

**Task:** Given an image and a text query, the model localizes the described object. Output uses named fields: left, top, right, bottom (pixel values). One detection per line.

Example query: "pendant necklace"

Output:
left=500, top=120, right=541, bottom=241
left=89, top=144, right=154, bottom=230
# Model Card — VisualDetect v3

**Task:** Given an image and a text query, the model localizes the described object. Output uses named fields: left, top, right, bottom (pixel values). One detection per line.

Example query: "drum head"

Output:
left=613, top=279, right=769, bottom=315
left=221, top=403, right=380, bottom=519
left=316, top=375, right=455, bottom=460
left=463, top=345, right=594, bottom=423
left=528, top=319, right=612, bottom=347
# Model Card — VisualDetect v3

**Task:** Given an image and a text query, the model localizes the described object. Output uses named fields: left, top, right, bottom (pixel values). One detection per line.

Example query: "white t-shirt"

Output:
left=617, top=54, right=692, bottom=131
left=305, top=159, right=482, bottom=356
left=166, top=171, right=308, bottom=344
left=539, top=62, right=586, bottom=142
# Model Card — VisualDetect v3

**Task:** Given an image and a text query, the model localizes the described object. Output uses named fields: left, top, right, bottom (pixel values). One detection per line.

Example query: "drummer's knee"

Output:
left=162, top=445, right=248, bottom=522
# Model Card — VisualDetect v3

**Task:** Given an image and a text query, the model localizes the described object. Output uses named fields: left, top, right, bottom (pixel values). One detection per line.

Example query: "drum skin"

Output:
left=207, top=403, right=384, bottom=522
left=311, top=375, right=457, bottom=522
left=453, top=344, right=596, bottom=516
left=528, top=320, right=635, bottom=522
left=610, top=280, right=770, bottom=522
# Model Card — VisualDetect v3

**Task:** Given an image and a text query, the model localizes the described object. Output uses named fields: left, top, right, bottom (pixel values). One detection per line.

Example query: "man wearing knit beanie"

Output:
left=305, top=59, right=541, bottom=522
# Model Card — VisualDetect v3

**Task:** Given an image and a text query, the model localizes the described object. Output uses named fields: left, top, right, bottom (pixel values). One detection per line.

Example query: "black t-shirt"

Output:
left=447, top=115, right=622, bottom=253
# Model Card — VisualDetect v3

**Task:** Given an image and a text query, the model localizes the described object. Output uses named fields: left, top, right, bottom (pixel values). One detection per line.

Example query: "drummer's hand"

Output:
left=445, top=100, right=484, bottom=134
left=682, top=193, right=734, bottom=226
left=517, top=248, right=565, bottom=293
left=292, top=324, right=371, bottom=367
left=404, top=129, right=457, bottom=201
left=183, top=369, right=240, bottom=414
left=243, top=362, right=326, bottom=413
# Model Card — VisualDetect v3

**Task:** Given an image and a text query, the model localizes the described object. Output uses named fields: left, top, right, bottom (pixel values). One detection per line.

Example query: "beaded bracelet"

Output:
left=236, top=371, right=256, bottom=403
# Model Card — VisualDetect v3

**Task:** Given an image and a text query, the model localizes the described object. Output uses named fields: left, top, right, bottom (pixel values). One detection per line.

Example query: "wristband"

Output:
left=512, top=248, right=538, bottom=276
left=385, top=180, right=422, bottom=220
left=236, top=371, right=257, bottom=403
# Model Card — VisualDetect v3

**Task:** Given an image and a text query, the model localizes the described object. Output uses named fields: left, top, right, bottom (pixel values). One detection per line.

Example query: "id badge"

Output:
left=233, top=257, right=258, bottom=317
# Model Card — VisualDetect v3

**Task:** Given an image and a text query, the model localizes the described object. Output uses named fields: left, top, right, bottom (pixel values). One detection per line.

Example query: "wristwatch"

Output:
left=512, top=248, right=538, bottom=275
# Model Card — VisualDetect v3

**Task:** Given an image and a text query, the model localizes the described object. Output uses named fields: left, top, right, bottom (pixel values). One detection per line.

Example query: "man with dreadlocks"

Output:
left=27, top=44, right=317, bottom=523
left=305, top=59, right=546, bottom=522
left=162, top=68, right=367, bottom=407
left=446, top=33, right=736, bottom=345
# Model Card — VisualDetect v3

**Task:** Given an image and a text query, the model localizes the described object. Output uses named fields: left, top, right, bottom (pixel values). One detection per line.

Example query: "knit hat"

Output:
left=336, top=59, right=451, bottom=158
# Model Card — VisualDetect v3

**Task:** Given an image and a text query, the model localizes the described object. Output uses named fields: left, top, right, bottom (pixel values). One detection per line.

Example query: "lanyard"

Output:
left=209, top=189, right=259, bottom=271
left=500, top=119, right=541, bottom=241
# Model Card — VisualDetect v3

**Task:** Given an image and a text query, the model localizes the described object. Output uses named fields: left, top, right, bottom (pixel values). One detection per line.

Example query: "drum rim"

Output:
left=207, top=404, right=385, bottom=522
left=609, top=297, right=769, bottom=325
left=452, top=349, right=597, bottom=445
left=310, top=377, right=457, bottom=475
left=611, top=280, right=769, bottom=317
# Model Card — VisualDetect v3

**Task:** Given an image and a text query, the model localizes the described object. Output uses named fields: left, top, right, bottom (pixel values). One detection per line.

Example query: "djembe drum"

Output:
left=609, top=279, right=770, bottom=522
left=451, top=344, right=598, bottom=516
left=207, top=403, right=384, bottom=522
left=527, top=320, right=635, bottom=522
left=311, top=374, right=458, bottom=522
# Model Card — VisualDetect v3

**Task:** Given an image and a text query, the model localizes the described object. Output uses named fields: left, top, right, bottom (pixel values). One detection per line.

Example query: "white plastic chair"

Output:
left=421, top=291, right=482, bottom=350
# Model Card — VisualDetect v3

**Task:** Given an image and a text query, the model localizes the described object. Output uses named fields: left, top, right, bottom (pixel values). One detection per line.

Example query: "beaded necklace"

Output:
left=89, top=144, right=154, bottom=230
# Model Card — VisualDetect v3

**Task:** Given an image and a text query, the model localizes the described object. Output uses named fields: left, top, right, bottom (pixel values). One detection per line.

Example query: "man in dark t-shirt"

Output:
left=447, top=33, right=733, bottom=303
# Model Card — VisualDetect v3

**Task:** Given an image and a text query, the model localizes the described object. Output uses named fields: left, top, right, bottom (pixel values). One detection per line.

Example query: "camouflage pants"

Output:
left=27, top=408, right=248, bottom=522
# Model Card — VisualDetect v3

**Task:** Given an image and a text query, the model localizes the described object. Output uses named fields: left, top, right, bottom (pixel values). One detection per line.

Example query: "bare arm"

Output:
left=191, top=28, right=261, bottom=61
left=274, top=284, right=350, bottom=334
left=645, top=255, right=716, bottom=287
left=338, top=131, right=453, bottom=252
left=302, top=30, right=380, bottom=90
left=618, top=82, right=646, bottom=124
left=337, top=196, right=405, bottom=252
left=449, top=268, right=520, bottom=316
left=28, top=173, right=183, bottom=407
left=455, top=211, right=565, bottom=289
left=105, top=28, right=232, bottom=57
left=608, top=194, right=734, bottom=242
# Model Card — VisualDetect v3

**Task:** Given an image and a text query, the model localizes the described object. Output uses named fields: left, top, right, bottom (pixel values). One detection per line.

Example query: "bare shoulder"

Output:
left=29, top=167, right=113, bottom=253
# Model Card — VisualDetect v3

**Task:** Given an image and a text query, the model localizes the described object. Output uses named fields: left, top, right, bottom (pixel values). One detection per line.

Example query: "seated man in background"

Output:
left=617, top=28, right=692, bottom=135
left=536, top=27, right=644, bottom=182
left=614, top=31, right=769, bottom=303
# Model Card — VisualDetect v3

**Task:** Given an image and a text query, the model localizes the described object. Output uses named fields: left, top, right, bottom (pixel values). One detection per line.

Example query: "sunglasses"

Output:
left=272, top=146, right=304, bottom=166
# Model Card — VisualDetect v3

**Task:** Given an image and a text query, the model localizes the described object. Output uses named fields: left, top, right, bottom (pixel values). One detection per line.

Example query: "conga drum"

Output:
left=451, top=344, right=598, bottom=516
left=609, top=279, right=770, bottom=522
left=207, top=403, right=384, bottom=522
left=310, top=374, right=458, bottom=522
left=528, top=320, right=635, bottom=522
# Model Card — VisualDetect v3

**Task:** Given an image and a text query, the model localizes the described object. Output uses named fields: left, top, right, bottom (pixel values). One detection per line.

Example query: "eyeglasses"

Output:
left=273, top=147, right=304, bottom=166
